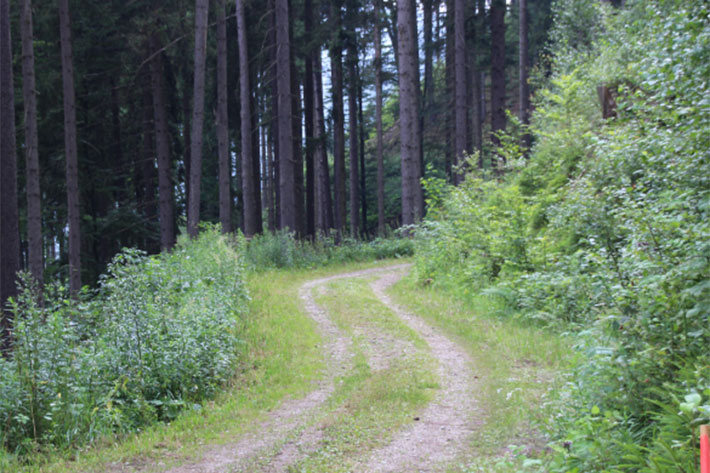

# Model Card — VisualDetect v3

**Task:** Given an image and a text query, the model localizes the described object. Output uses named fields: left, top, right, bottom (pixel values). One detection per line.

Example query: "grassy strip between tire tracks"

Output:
left=282, top=277, right=437, bottom=472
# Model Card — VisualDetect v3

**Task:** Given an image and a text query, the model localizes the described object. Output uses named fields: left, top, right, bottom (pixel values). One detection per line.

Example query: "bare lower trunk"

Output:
left=149, top=34, right=175, bottom=250
left=375, top=0, right=385, bottom=235
left=20, top=0, right=43, bottom=284
left=346, top=0, right=359, bottom=238
left=237, top=0, right=262, bottom=236
left=304, top=0, right=315, bottom=238
left=313, top=47, right=334, bottom=233
left=217, top=0, right=231, bottom=233
left=276, top=0, right=297, bottom=232
left=1, top=0, right=20, bottom=351
left=422, top=0, right=434, bottom=118
left=330, top=0, right=346, bottom=238
left=187, top=0, right=209, bottom=237
left=519, top=0, right=531, bottom=152
left=58, top=0, right=81, bottom=294
left=454, top=0, right=467, bottom=184
left=444, top=0, right=454, bottom=182
left=490, top=0, right=506, bottom=157
left=397, top=0, right=423, bottom=227
left=358, top=65, right=366, bottom=237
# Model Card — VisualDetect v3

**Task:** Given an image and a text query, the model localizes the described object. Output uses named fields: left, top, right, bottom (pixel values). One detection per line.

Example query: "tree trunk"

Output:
left=276, top=0, right=297, bottom=232
left=187, top=0, right=209, bottom=238
left=141, top=78, right=159, bottom=253
left=182, top=53, right=192, bottom=213
left=490, top=0, right=506, bottom=155
left=454, top=0, right=467, bottom=184
left=346, top=0, right=359, bottom=238
left=304, top=0, right=315, bottom=238
left=58, top=0, right=81, bottom=294
left=313, top=42, right=334, bottom=233
left=110, top=79, right=126, bottom=207
left=237, top=0, right=262, bottom=237
left=444, top=0, right=454, bottom=182
left=375, top=0, right=385, bottom=235
left=422, top=0, right=434, bottom=118
left=217, top=0, right=231, bottom=233
left=330, top=0, right=346, bottom=238
left=20, top=0, right=43, bottom=284
left=149, top=34, right=176, bottom=251
left=1, top=0, right=20, bottom=352
left=268, top=0, right=280, bottom=228
left=266, top=124, right=276, bottom=231
left=358, top=65, right=367, bottom=237
left=519, top=0, right=531, bottom=152
left=250, top=87, right=262, bottom=232
left=290, top=49, right=305, bottom=237
left=397, top=0, right=423, bottom=227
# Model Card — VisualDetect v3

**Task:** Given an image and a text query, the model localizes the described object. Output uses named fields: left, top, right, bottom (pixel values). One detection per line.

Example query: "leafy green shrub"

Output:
left=0, top=228, right=247, bottom=455
left=414, top=0, right=710, bottom=471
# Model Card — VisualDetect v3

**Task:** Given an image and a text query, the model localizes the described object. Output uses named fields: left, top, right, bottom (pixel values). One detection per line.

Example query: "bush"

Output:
left=413, top=0, right=710, bottom=471
left=0, top=228, right=248, bottom=455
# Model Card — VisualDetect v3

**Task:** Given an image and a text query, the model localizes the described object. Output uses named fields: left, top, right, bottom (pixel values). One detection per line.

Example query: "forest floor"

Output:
left=34, top=261, right=571, bottom=473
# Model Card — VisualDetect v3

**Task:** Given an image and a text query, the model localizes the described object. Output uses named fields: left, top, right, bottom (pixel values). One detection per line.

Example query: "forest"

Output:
left=1, top=0, right=709, bottom=471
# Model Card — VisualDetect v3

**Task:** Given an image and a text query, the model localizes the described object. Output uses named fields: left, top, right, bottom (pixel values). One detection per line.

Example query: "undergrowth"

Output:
left=0, top=226, right=411, bottom=469
left=413, top=0, right=710, bottom=471
left=243, top=230, right=413, bottom=271
left=0, top=228, right=248, bottom=463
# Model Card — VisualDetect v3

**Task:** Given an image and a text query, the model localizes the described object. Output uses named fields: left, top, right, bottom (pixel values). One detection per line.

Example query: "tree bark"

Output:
left=268, top=0, right=280, bottom=227
left=141, top=77, right=159, bottom=253
left=313, top=41, right=334, bottom=233
left=444, top=0, right=454, bottom=182
left=358, top=64, right=367, bottom=237
left=422, top=0, right=434, bottom=118
left=149, top=34, right=176, bottom=250
left=330, top=0, right=346, bottom=238
left=346, top=0, right=359, bottom=238
left=304, top=0, right=315, bottom=238
left=187, top=0, right=209, bottom=238
left=217, top=0, right=231, bottom=233
left=290, top=47, right=305, bottom=237
left=519, top=0, right=531, bottom=152
left=237, top=0, right=262, bottom=237
left=374, top=0, right=386, bottom=235
left=490, top=0, right=506, bottom=155
left=454, top=0, right=467, bottom=184
left=20, top=0, right=43, bottom=284
left=58, top=0, right=81, bottom=294
left=276, top=0, right=297, bottom=232
left=397, top=0, right=423, bottom=227
left=182, top=53, right=192, bottom=212
left=1, top=0, right=20, bottom=352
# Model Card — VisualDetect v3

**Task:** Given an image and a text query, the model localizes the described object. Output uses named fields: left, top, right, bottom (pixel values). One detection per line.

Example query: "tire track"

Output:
left=159, top=265, right=410, bottom=473
left=358, top=270, right=482, bottom=473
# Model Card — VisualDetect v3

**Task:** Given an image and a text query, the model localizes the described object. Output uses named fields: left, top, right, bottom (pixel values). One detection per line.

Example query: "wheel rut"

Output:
left=122, top=264, right=480, bottom=473
left=158, top=265, right=411, bottom=473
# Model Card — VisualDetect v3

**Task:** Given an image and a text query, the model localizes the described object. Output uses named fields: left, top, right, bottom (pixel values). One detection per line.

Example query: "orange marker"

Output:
left=701, top=425, right=710, bottom=473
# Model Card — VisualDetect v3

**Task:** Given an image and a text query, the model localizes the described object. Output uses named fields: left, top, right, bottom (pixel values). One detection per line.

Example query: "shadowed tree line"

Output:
left=1, top=0, right=557, bottom=349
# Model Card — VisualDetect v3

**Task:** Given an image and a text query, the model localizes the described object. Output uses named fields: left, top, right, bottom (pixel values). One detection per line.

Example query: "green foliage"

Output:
left=414, top=0, right=710, bottom=471
left=243, top=230, right=413, bottom=271
left=0, top=229, right=248, bottom=456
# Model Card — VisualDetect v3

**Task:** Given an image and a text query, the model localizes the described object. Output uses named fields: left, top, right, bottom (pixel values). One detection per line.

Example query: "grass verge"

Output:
left=388, top=276, right=576, bottom=472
